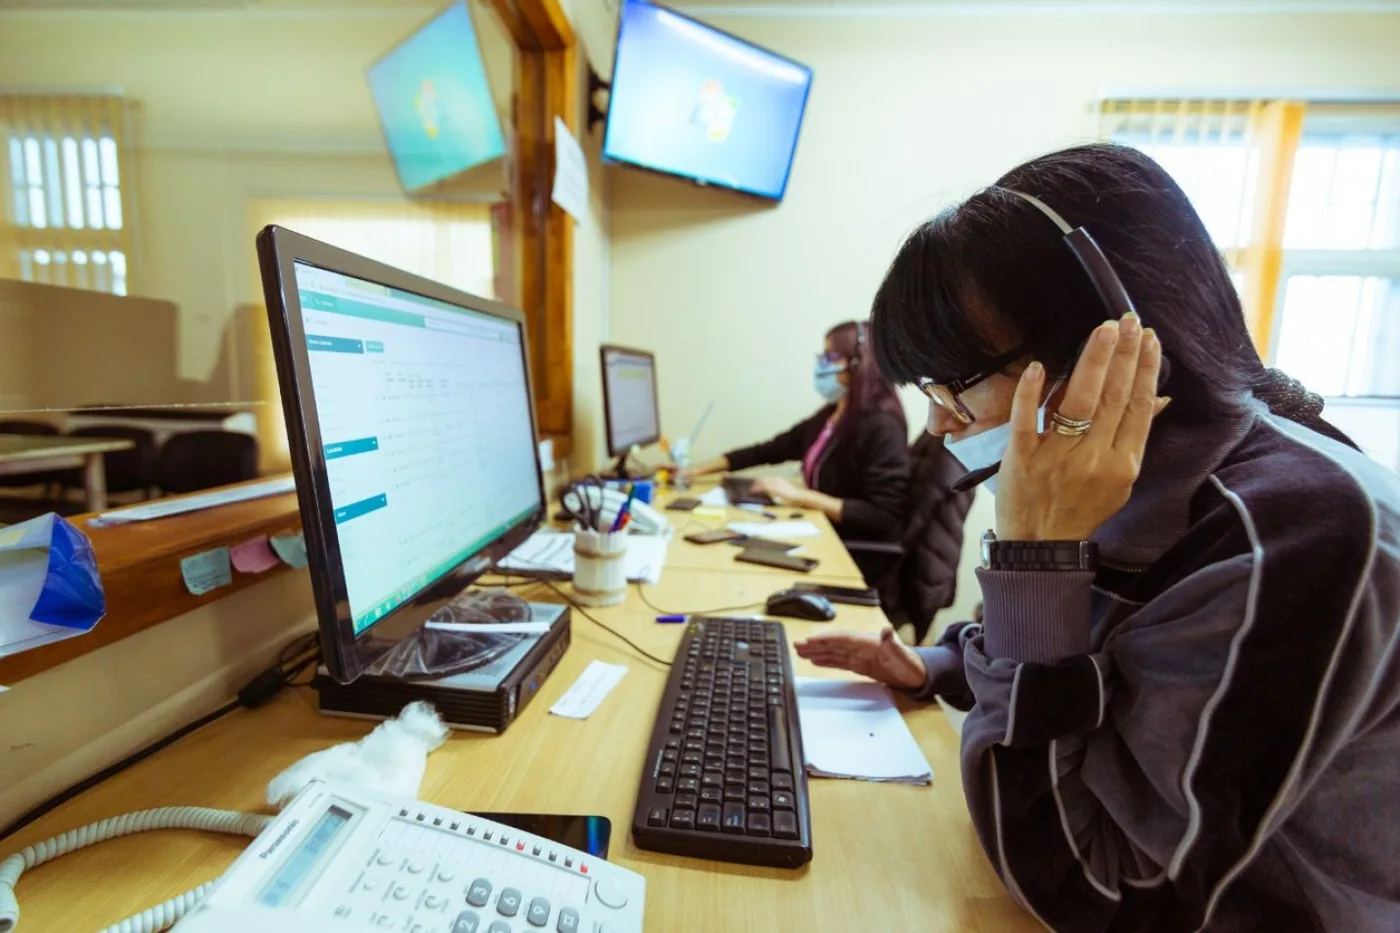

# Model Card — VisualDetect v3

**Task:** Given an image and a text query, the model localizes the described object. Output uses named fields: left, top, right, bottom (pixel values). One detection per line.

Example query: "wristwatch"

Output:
left=980, top=530, right=1099, bottom=572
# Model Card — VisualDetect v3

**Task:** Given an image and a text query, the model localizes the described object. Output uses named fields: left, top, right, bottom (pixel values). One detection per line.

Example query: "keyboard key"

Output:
left=768, top=707, right=793, bottom=772
left=677, top=778, right=699, bottom=793
left=656, top=776, right=674, bottom=793
left=648, top=807, right=668, bottom=827
left=747, top=766, right=767, bottom=781
left=699, top=787, right=723, bottom=804
left=747, top=781, right=769, bottom=796
left=678, top=763, right=698, bottom=778
left=675, top=792, right=697, bottom=808
left=773, top=791, right=795, bottom=810
left=527, top=897, right=551, bottom=927
left=722, top=802, right=747, bottom=834
left=701, top=770, right=722, bottom=787
left=774, top=810, right=800, bottom=840
left=670, top=808, right=696, bottom=830
left=555, top=908, right=580, bottom=933
left=453, top=911, right=482, bottom=933
left=697, top=804, right=722, bottom=832
left=725, top=769, right=747, bottom=784
left=488, top=922, right=511, bottom=933
left=467, top=878, right=492, bottom=908
left=724, top=784, right=746, bottom=802
left=772, top=773, right=794, bottom=792
left=748, top=796, right=771, bottom=812
left=498, top=887, right=522, bottom=917
left=747, top=813, right=772, bottom=837
left=659, top=762, right=677, bottom=776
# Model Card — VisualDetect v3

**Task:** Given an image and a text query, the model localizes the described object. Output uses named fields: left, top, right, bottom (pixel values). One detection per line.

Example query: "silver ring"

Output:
left=1051, top=412, right=1093, bottom=437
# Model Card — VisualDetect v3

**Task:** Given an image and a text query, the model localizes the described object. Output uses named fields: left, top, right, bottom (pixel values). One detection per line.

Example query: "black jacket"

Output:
left=724, top=405, right=909, bottom=543
left=887, top=433, right=975, bottom=641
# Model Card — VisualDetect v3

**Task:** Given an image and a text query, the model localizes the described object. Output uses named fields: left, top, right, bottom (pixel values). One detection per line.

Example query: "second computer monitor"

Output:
left=601, top=344, right=661, bottom=458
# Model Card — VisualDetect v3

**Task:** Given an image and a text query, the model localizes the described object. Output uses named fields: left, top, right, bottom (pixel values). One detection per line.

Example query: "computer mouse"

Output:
left=765, top=590, right=836, bottom=622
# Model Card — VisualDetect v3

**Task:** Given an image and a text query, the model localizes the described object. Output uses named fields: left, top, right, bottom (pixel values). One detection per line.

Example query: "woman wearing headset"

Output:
left=685, top=320, right=910, bottom=574
left=796, top=145, right=1400, bottom=931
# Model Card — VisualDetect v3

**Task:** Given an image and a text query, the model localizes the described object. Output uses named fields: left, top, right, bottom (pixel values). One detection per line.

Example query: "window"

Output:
left=0, top=95, right=136, bottom=296
left=1102, top=99, right=1400, bottom=471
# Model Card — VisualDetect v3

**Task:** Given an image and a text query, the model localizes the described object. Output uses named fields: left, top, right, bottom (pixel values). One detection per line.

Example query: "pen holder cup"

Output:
left=573, top=528, right=627, bottom=607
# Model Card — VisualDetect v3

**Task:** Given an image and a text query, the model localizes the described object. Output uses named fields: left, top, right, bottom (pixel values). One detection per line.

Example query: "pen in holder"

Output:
left=573, top=526, right=627, bottom=607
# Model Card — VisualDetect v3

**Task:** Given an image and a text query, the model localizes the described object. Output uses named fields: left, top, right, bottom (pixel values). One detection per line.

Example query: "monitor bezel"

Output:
left=601, top=0, right=815, bottom=204
left=599, top=343, right=662, bottom=457
left=256, top=225, right=547, bottom=684
left=365, top=0, right=507, bottom=197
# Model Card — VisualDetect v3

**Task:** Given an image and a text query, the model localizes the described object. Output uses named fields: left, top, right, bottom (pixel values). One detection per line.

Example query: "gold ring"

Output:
left=1051, top=412, right=1093, bottom=437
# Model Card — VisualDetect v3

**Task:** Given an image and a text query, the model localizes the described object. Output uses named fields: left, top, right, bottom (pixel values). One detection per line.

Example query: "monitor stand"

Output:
left=314, top=600, right=572, bottom=733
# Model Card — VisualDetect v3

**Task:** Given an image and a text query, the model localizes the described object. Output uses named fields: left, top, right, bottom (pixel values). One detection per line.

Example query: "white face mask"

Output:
left=940, top=378, right=1063, bottom=495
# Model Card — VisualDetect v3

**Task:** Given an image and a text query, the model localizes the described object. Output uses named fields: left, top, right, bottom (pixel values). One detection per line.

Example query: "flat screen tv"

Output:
left=602, top=0, right=814, bottom=202
left=368, top=1, right=506, bottom=194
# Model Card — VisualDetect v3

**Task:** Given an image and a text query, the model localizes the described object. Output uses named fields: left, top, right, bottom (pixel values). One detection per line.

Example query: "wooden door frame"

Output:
left=489, top=0, right=577, bottom=452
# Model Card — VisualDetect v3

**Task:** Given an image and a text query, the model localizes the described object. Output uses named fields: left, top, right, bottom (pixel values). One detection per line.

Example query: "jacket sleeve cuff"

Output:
left=908, top=645, right=964, bottom=701
left=723, top=446, right=761, bottom=472
left=977, top=568, right=1095, bottom=664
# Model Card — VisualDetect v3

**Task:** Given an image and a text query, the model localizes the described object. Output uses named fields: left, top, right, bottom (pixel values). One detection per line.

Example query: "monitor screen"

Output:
left=367, top=1, right=506, bottom=194
left=601, top=345, right=661, bottom=456
left=293, top=261, right=542, bottom=635
left=602, top=0, right=813, bottom=202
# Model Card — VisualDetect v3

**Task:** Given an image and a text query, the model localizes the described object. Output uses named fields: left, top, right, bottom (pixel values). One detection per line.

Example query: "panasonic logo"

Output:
left=258, top=819, right=301, bottom=859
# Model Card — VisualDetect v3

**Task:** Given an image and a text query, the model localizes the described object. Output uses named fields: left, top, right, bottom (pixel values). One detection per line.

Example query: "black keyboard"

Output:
left=631, top=617, right=812, bottom=867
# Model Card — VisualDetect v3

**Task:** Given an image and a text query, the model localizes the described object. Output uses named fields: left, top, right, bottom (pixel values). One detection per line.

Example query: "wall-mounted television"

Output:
left=602, top=0, right=814, bottom=202
left=367, top=1, right=506, bottom=194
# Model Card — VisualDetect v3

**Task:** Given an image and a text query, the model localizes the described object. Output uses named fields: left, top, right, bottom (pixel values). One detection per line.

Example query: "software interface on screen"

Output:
left=367, top=1, right=505, bottom=193
left=603, top=0, right=812, bottom=200
left=604, top=349, right=660, bottom=452
left=294, top=263, right=541, bottom=634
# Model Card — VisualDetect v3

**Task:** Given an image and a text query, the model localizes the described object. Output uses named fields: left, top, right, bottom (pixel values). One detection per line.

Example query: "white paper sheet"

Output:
left=795, top=678, right=933, bottom=785
left=727, top=520, right=821, bottom=539
left=498, top=530, right=667, bottom=584
left=550, top=660, right=628, bottom=719
left=551, top=116, right=589, bottom=223
left=93, top=475, right=295, bottom=525
left=697, top=487, right=729, bottom=507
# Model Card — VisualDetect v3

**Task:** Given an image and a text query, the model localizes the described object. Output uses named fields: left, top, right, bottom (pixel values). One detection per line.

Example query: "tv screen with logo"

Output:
left=368, top=1, right=506, bottom=194
left=602, top=0, right=814, bottom=202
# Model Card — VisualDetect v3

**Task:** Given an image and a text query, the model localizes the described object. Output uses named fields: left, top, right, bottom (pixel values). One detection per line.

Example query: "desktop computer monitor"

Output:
left=257, top=226, right=547, bottom=684
left=600, top=345, right=661, bottom=469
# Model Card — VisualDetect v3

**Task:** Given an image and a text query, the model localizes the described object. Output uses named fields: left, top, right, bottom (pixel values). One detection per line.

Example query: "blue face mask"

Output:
left=814, top=361, right=847, bottom=402
left=940, top=376, right=1064, bottom=495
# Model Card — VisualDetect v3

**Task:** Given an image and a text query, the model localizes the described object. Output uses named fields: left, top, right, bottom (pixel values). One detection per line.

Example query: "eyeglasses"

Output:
left=816, top=350, right=848, bottom=368
left=916, top=344, right=1028, bottom=426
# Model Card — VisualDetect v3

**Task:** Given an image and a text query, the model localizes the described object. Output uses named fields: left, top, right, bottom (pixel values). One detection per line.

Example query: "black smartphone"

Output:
left=790, top=581, right=880, bottom=607
left=729, top=536, right=800, bottom=553
left=685, top=529, right=744, bottom=545
left=666, top=498, right=701, bottom=511
left=735, top=549, right=818, bottom=573
left=467, top=812, right=612, bottom=858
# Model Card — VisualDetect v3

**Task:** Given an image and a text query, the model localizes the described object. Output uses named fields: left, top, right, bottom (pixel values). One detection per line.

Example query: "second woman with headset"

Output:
left=684, top=320, right=910, bottom=578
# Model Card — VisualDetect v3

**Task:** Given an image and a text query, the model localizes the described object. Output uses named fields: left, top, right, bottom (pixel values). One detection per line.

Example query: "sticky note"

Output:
left=181, top=547, right=233, bottom=596
left=270, top=533, right=309, bottom=569
left=549, top=660, right=627, bottom=719
left=0, top=527, right=25, bottom=548
left=693, top=506, right=727, bottom=521
left=230, top=536, right=280, bottom=574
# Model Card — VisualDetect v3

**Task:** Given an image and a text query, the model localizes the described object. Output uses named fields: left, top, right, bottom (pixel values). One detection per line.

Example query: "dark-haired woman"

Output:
left=796, top=144, right=1400, bottom=931
left=685, top=320, right=910, bottom=576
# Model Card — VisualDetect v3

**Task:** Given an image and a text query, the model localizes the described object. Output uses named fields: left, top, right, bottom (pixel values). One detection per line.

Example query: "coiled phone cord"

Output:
left=0, top=806, right=270, bottom=933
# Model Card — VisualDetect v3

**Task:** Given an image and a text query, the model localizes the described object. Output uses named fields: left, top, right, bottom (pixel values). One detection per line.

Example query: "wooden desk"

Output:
left=0, top=433, right=133, bottom=511
left=7, top=513, right=1035, bottom=932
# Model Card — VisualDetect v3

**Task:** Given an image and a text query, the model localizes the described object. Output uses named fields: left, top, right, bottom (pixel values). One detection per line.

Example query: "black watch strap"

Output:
left=983, top=535, right=1099, bottom=572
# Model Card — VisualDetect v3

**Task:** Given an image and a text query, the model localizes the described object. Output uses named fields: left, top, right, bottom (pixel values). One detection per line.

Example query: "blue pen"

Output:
left=610, top=483, right=638, bottom=533
left=655, top=615, right=687, bottom=624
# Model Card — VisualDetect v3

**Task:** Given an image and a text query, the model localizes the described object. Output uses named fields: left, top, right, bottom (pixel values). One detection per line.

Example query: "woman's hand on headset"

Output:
left=996, top=313, right=1167, bottom=542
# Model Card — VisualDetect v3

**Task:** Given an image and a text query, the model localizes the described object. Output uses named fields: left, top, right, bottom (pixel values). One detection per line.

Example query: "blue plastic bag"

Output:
left=0, top=513, right=105, bottom=659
